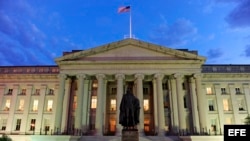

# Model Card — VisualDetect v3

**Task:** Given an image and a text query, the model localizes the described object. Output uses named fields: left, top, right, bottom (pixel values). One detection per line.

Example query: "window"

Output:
left=7, top=89, right=13, bottom=95
left=0, top=119, right=7, bottom=130
left=35, top=89, right=40, bottom=95
left=73, top=96, right=77, bottom=111
left=48, top=89, right=54, bottom=95
left=184, top=96, right=187, bottom=108
left=16, top=119, right=21, bottom=131
left=111, top=88, right=117, bottom=94
left=208, top=99, right=215, bottom=111
left=235, top=88, right=241, bottom=94
left=238, top=99, right=246, bottom=111
left=182, top=83, right=186, bottom=90
left=143, top=99, right=149, bottom=111
left=4, top=99, right=11, bottom=111
left=18, top=99, right=25, bottom=111
left=20, top=89, right=26, bottom=95
left=221, top=88, right=226, bottom=94
left=210, top=119, right=217, bottom=132
left=47, top=100, right=53, bottom=112
left=92, top=82, right=98, bottom=88
left=44, top=119, right=50, bottom=132
left=143, top=88, right=149, bottom=95
left=110, top=99, right=116, bottom=111
left=30, top=119, right=36, bottom=131
left=223, top=99, right=231, bottom=111
left=32, top=100, right=38, bottom=111
left=91, top=96, right=97, bottom=109
left=162, top=83, right=168, bottom=90
left=206, top=87, right=212, bottom=94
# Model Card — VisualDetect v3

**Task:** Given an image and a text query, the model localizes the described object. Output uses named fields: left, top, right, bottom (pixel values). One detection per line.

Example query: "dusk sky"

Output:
left=0, top=0, right=250, bottom=66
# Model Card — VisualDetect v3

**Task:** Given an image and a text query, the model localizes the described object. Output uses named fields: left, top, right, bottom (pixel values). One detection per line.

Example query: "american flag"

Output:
left=118, top=6, right=130, bottom=13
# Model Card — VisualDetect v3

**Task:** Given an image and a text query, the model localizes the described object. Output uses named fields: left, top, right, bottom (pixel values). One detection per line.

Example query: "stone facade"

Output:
left=0, top=39, right=250, bottom=141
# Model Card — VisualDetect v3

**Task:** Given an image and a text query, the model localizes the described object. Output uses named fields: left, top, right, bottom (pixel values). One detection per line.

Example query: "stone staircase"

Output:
left=78, top=136, right=180, bottom=141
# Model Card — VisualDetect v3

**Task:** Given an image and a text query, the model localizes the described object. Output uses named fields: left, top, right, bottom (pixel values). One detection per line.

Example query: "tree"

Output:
left=0, top=134, right=12, bottom=141
left=244, top=115, right=250, bottom=125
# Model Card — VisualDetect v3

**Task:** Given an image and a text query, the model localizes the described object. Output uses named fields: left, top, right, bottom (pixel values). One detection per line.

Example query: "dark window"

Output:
left=30, top=119, right=36, bottom=131
left=16, top=119, right=21, bottom=131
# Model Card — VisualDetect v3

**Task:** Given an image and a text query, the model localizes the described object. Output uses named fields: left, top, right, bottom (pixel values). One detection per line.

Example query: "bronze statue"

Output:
left=119, top=88, right=140, bottom=130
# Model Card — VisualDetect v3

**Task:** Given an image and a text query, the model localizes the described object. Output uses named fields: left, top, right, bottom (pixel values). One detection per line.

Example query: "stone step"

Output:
left=79, top=136, right=179, bottom=141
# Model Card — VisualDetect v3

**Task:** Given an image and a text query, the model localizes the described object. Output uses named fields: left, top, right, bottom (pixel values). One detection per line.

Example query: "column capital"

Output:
left=58, top=73, right=67, bottom=79
left=189, top=77, right=195, bottom=83
left=154, top=73, right=164, bottom=80
left=193, top=73, right=203, bottom=79
left=96, top=74, right=106, bottom=80
left=76, top=74, right=86, bottom=79
left=115, top=73, right=125, bottom=80
left=135, top=73, right=144, bottom=80
left=173, top=73, right=183, bottom=79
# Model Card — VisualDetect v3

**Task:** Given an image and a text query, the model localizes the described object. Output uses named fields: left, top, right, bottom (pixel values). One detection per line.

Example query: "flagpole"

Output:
left=129, top=6, right=132, bottom=38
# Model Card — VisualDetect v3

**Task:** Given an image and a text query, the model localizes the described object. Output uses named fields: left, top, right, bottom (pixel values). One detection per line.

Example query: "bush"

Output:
left=0, top=134, right=12, bottom=141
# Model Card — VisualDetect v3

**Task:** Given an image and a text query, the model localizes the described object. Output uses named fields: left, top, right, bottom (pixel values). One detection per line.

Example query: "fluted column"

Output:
left=82, top=79, right=89, bottom=132
left=189, top=77, right=200, bottom=133
left=95, top=74, right=106, bottom=135
left=135, top=73, right=144, bottom=134
left=170, top=77, right=179, bottom=133
left=55, top=73, right=67, bottom=132
left=154, top=73, right=165, bottom=135
left=115, top=74, right=125, bottom=135
left=194, top=74, right=207, bottom=132
left=152, top=79, right=158, bottom=132
left=75, top=74, right=86, bottom=129
left=174, top=73, right=186, bottom=131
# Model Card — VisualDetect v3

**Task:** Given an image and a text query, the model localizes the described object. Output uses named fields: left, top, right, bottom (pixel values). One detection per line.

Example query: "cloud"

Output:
left=206, top=48, right=223, bottom=59
left=150, top=18, right=197, bottom=47
left=225, top=0, right=250, bottom=28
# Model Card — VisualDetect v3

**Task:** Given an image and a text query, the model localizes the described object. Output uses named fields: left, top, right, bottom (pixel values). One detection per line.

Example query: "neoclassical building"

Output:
left=0, top=39, right=250, bottom=141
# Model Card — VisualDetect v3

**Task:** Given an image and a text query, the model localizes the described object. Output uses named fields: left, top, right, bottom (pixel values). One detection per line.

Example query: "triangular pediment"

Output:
left=55, top=38, right=206, bottom=64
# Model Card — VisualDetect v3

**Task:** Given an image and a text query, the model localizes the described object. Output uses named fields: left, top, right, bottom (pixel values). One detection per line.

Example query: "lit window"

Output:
left=92, top=82, right=98, bottom=88
left=206, top=87, right=212, bottom=94
left=110, top=99, right=116, bottom=111
left=5, top=99, right=11, bottom=111
left=33, top=100, right=38, bottom=111
left=18, top=99, right=25, bottom=111
left=47, top=100, right=53, bottom=111
left=73, top=96, right=77, bottom=110
left=16, top=119, right=21, bottom=131
left=30, top=119, right=36, bottom=131
left=144, top=99, right=149, bottom=111
left=91, top=96, right=97, bottom=109
left=223, top=99, right=230, bottom=111
left=144, top=119, right=150, bottom=132
left=109, top=119, right=116, bottom=132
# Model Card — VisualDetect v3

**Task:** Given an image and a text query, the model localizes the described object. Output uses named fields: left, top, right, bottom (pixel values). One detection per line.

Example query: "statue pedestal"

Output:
left=122, top=129, right=139, bottom=141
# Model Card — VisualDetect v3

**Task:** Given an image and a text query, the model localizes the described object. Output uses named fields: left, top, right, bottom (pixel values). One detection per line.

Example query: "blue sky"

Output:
left=0, top=0, right=250, bottom=66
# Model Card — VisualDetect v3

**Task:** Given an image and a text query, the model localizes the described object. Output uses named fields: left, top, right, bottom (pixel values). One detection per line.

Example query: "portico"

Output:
left=54, top=38, right=206, bottom=136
